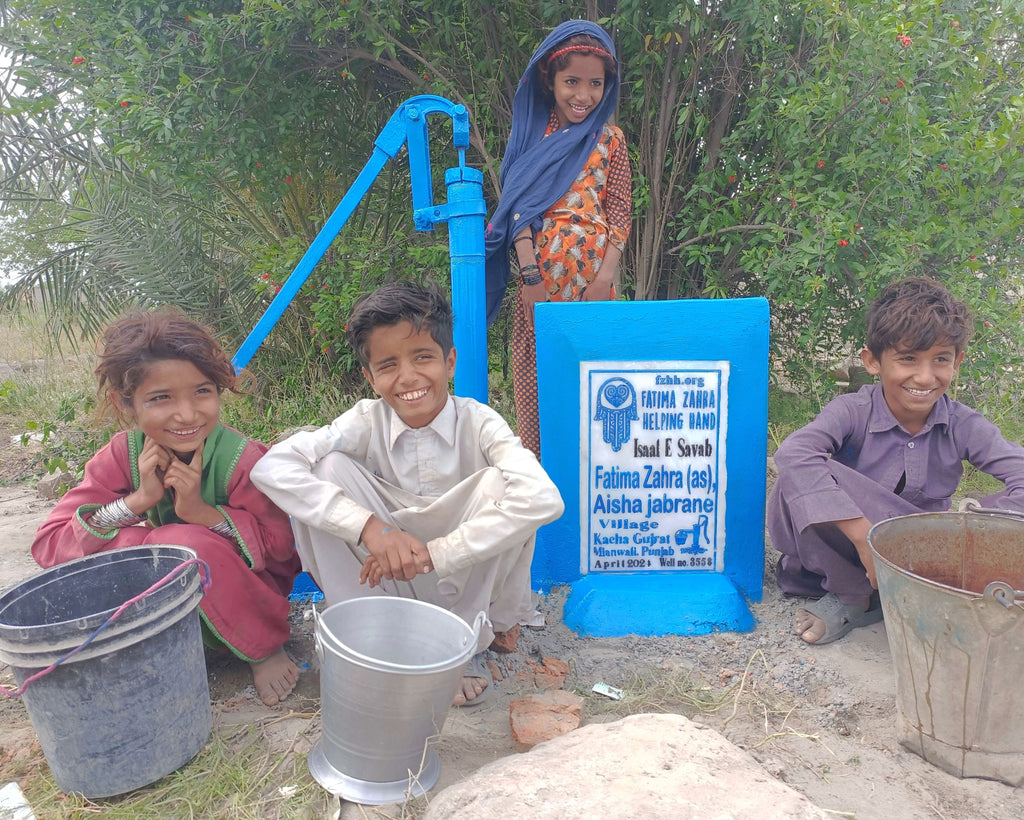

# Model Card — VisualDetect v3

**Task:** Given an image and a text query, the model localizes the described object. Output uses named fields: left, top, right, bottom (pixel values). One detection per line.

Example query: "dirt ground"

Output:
left=1, top=479, right=1022, bottom=819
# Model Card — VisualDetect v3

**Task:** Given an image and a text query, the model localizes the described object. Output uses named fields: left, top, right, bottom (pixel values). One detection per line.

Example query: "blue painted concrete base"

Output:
left=562, top=573, right=755, bottom=637
left=289, top=571, right=324, bottom=603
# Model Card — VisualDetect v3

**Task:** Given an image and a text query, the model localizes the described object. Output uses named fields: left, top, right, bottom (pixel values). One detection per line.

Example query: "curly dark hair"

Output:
left=865, top=277, right=972, bottom=358
left=346, top=280, right=453, bottom=369
left=95, top=307, right=238, bottom=424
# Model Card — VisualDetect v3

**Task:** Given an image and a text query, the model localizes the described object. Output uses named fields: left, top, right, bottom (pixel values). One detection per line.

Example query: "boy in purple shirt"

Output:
left=769, top=277, right=1024, bottom=644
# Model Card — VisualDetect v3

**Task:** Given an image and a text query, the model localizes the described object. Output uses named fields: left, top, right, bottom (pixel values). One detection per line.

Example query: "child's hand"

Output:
left=863, top=554, right=878, bottom=589
left=838, top=516, right=878, bottom=589
left=581, top=274, right=613, bottom=302
left=519, top=282, right=548, bottom=329
left=131, top=436, right=172, bottom=513
left=163, top=440, right=219, bottom=525
left=858, top=544, right=878, bottom=589
left=359, top=555, right=386, bottom=588
left=360, top=517, right=432, bottom=582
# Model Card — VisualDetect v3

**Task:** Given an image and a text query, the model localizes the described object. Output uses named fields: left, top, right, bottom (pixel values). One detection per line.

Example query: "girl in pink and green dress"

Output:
left=31, top=308, right=301, bottom=706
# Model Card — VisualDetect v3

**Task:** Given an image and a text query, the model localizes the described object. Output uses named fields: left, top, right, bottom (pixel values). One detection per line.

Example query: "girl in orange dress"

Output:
left=485, top=20, right=632, bottom=458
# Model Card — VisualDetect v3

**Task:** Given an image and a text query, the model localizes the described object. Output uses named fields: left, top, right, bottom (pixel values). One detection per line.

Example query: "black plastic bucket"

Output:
left=0, top=545, right=211, bottom=797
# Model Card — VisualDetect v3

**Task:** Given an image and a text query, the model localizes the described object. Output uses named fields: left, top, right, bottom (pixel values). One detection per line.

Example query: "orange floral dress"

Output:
left=512, top=114, right=632, bottom=458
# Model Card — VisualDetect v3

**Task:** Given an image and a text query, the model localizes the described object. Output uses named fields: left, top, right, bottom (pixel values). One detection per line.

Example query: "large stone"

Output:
left=425, top=713, right=830, bottom=819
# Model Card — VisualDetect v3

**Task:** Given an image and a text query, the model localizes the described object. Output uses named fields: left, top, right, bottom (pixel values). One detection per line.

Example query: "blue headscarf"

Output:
left=484, top=20, right=620, bottom=324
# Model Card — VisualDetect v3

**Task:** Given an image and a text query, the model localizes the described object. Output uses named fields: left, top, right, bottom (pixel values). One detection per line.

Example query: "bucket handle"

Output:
left=468, top=610, right=488, bottom=648
left=955, top=502, right=1024, bottom=608
left=315, top=603, right=489, bottom=673
left=958, top=498, right=1024, bottom=521
left=311, top=606, right=325, bottom=663
left=984, top=581, right=1024, bottom=608
left=0, top=557, right=211, bottom=698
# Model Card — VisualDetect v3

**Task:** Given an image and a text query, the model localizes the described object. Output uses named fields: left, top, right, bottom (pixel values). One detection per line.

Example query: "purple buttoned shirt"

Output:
left=775, top=383, right=1024, bottom=533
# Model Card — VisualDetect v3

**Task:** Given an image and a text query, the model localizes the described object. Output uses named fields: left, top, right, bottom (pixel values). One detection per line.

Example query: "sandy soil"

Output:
left=1, top=482, right=1021, bottom=819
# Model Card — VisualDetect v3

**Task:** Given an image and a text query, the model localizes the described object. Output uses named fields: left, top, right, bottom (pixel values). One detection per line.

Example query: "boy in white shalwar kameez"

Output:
left=251, top=281, right=564, bottom=706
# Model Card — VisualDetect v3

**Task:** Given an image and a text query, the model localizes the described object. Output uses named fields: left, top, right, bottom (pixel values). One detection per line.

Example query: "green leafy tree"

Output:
left=1, top=0, right=1021, bottom=411
left=611, top=1, right=1023, bottom=398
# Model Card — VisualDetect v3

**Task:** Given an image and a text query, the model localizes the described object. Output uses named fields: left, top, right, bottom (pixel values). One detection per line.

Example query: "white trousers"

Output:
left=291, top=452, right=536, bottom=652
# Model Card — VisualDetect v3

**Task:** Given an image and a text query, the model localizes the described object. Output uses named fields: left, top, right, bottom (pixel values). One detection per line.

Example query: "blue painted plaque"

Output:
left=533, top=298, right=768, bottom=636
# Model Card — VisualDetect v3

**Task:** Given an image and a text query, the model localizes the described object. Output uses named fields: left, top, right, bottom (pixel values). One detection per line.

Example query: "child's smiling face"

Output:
left=861, top=341, right=964, bottom=433
left=362, top=321, right=456, bottom=429
left=549, top=53, right=606, bottom=128
left=129, top=358, right=220, bottom=457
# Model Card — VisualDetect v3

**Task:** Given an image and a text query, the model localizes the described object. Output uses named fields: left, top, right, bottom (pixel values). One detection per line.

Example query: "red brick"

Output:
left=509, top=691, right=583, bottom=751
left=489, top=623, right=521, bottom=653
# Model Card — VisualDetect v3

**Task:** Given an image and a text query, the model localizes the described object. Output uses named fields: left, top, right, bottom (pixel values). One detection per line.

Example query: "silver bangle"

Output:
left=209, top=518, right=235, bottom=540
left=89, top=498, right=146, bottom=530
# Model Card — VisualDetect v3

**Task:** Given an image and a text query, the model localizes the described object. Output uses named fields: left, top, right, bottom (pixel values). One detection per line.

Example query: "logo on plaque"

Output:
left=581, top=361, right=729, bottom=574
left=594, top=377, right=638, bottom=452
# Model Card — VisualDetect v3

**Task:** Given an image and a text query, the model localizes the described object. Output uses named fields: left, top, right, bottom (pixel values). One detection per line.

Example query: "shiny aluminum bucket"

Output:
left=309, top=597, right=484, bottom=804
left=868, top=509, right=1024, bottom=785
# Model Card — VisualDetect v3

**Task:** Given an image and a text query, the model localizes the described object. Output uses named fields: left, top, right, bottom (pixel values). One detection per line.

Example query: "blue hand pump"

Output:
left=231, top=95, right=488, bottom=403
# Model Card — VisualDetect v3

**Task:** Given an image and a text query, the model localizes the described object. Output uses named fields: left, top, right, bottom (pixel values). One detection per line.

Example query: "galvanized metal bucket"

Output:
left=308, top=596, right=485, bottom=804
left=868, top=509, right=1024, bottom=785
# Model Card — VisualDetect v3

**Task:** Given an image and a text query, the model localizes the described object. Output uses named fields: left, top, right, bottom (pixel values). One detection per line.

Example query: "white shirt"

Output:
left=250, top=395, right=564, bottom=576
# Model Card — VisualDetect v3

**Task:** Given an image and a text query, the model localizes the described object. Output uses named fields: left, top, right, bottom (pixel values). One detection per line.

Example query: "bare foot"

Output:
left=795, top=594, right=872, bottom=644
left=451, top=674, right=489, bottom=706
left=452, top=653, right=490, bottom=707
left=250, top=648, right=299, bottom=706
left=794, top=607, right=829, bottom=643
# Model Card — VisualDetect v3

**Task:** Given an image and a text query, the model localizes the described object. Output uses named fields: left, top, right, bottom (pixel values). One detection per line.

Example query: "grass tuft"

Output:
left=15, top=717, right=335, bottom=819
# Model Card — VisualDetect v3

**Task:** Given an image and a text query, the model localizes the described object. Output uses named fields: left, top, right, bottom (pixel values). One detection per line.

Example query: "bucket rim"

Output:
left=868, top=511, right=1023, bottom=600
left=0, top=545, right=201, bottom=652
left=315, top=596, right=478, bottom=674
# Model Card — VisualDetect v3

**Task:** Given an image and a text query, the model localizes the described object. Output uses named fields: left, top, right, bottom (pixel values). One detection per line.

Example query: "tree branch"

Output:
left=667, top=224, right=800, bottom=254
